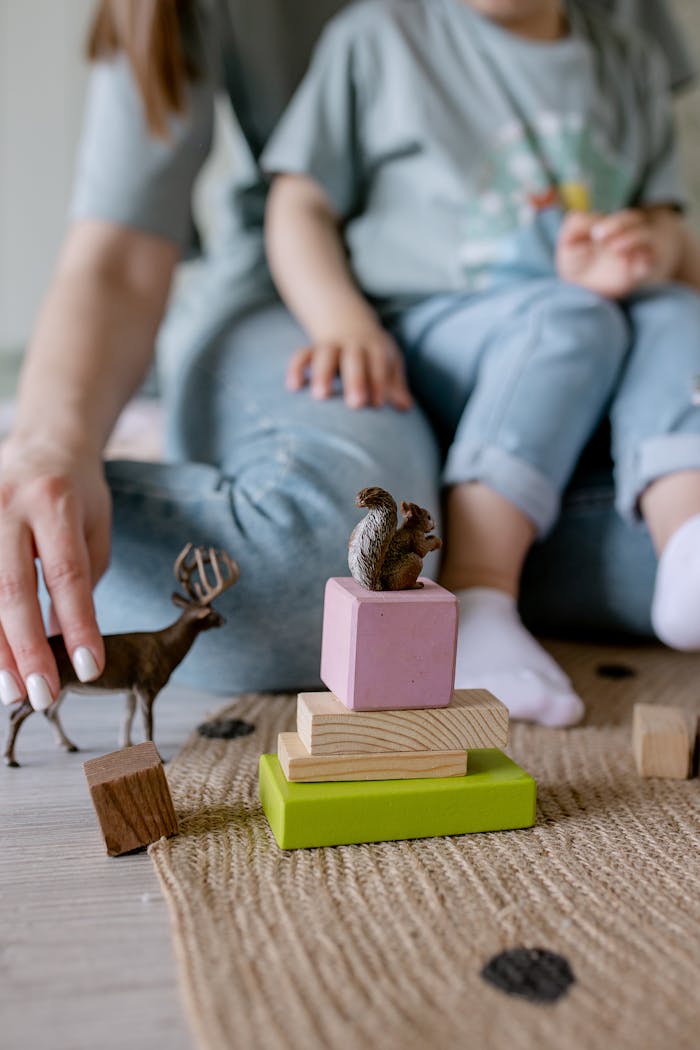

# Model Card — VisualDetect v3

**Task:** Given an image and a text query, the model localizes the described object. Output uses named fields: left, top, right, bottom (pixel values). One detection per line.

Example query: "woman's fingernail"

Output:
left=26, top=674, right=53, bottom=711
left=72, top=646, right=99, bottom=683
left=0, top=670, right=22, bottom=706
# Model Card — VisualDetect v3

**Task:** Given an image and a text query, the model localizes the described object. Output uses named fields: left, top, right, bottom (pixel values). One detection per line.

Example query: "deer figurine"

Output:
left=3, top=544, right=239, bottom=768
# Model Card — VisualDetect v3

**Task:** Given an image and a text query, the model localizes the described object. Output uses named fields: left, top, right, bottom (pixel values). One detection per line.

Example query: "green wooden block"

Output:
left=259, top=748, right=536, bottom=850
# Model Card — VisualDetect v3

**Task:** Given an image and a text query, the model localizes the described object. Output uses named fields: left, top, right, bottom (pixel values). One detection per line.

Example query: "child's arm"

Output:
left=265, top=174, right=412, bottom=411
left=556, top=205, right=688, bottom=298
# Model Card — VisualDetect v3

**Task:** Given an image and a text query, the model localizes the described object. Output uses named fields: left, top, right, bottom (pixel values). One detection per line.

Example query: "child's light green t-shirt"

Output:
left=262, top=0, right=685, bottom=309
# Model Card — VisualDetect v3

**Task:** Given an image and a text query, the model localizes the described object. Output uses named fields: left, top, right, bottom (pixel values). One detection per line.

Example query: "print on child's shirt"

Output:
left=460, top=111, right=635, bottom=288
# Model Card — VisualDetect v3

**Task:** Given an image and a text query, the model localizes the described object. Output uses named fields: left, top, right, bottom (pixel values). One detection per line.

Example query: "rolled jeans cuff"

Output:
left=442, top=442, right=560, bottom=536
left=617, top=432, right=700, bottom=522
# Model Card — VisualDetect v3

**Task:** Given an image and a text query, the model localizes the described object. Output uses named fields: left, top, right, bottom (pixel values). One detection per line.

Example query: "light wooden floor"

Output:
left=1, top=684, right=222, bottom=1050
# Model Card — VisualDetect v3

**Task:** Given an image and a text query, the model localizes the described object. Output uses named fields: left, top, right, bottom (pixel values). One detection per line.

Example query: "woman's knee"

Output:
left=229, top=402, right=442, bottom=554
left=108, top=396, right=442, bottom=593
left=103, top=420, right=441, bottom=691
left=164, top=303, right=306, bottom=462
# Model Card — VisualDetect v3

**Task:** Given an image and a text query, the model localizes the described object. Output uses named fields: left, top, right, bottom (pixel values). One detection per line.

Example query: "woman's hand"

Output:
left=0, top=220, right=178, bottom=711
left=0, top=440, right=111, bottom=710
left=286, top=320, right=413, bottom=411
left=556, top=208, right=685, bottom=298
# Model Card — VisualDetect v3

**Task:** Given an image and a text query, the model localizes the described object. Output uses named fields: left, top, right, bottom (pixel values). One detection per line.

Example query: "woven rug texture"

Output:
left=150, top=641, right=700, bottom=1050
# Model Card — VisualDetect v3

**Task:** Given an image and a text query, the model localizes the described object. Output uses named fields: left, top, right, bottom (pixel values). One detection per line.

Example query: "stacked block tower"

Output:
left=259, top=576, right=537, bottom=850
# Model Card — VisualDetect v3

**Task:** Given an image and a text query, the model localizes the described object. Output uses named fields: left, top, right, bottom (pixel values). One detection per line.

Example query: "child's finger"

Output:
left=608, top=228, right=654, bottom=257
left=591, top=209, right=645, bottom=243
left=631, top=253, right=654, bottom=280
left=339, top=344, right=371, bottom=409
left=365, top=341, right=390, bottom=407
left=559, top=211, right=601, bottom=245
left=285, top=346, right=314, bottom=391
left=377, top=334, right=413, bottom=410
left=310, top=343, right=341, bottom=399
left=386, top=357, right=414, bottom=411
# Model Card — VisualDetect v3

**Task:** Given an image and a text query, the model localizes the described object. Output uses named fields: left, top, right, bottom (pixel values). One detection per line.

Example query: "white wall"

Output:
left=0, top=0, right=95, bottom=353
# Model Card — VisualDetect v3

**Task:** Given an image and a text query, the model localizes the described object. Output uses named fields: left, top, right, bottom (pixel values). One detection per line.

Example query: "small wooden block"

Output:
left=320, top=577, right=458, bottom=710
left=297, top=688, right=508, bottom=755
left=83, top=742, right=179, bottom=856
left=632, top=703, right=694, bottom=779
left=259, top=748, right=536, bottom=849
left=278, top=731, right=467, bottom=782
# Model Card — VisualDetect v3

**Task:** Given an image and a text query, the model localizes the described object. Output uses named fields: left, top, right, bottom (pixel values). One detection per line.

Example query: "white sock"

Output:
left=651, top=512, right=700, bottom=651
left=453, top=587, right=584, bottom=727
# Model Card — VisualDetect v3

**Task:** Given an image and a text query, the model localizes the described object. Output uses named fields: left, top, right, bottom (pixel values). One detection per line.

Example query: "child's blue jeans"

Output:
left=391, top=278, right=700, bottom=535
left=97, top=281, right=700, bottom=693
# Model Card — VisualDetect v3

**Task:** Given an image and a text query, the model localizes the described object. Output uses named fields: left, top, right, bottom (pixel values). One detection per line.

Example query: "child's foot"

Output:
left=651, top=512, right=700, bottom=650
left=453, top=587, right=584, bottom=727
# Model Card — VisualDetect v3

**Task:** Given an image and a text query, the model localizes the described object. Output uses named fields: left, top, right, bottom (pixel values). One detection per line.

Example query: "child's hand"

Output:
left=556, top=208, right=683, bottom=299
left=286, top=323, right=413, bottom=411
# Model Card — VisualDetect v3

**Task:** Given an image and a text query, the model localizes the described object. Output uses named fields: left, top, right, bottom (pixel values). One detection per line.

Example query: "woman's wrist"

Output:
left=1, top=424, right=103, bottom=476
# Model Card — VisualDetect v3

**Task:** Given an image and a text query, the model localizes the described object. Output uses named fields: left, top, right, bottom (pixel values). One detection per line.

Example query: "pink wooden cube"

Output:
left=320, top=577, right=458, bottom=710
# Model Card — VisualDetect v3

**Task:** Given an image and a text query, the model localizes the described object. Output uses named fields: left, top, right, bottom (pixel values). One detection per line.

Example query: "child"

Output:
left=262, top=0, right=700, bottom=726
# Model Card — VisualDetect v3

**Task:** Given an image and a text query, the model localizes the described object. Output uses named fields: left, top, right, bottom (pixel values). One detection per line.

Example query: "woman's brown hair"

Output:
left=87, top=0, right=197, bottom=137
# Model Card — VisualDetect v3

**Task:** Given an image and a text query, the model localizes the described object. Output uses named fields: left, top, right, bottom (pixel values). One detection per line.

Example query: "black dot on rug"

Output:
left=480, top=948, right=575, bottom=1003
left=197, top=718, right=256, bottom=740
left=596, top=662, right=636, bottom=679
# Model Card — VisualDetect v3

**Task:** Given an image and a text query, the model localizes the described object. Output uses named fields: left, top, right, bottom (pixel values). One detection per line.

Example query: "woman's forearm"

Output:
left=8, top=219, right=178, bottom=460
left=265, top=175, right=378, bottom=339
left=0, top=219, right=179, bottom=706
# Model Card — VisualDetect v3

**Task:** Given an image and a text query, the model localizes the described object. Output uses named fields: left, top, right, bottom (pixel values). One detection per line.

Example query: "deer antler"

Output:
left=173, top=544, right=240, bottom=606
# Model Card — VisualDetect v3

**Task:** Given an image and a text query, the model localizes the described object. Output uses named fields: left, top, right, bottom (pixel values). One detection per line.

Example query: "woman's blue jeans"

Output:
left=98, top=300, right=661, bottom=694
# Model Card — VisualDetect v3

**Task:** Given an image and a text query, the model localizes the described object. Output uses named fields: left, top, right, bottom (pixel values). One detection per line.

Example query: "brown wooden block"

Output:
left=277, top=731, right=468, bottom=782
left=632, top=703, right=694, bottom=779
left=83, top=742, right=179, bottom=856
left=297, top=688, right=508, bottom=756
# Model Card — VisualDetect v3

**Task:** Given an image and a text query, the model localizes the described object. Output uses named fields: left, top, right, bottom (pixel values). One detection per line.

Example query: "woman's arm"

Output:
left=0, top=219, right=178, bottom=709
left=265, top=174, right=411, bottom=411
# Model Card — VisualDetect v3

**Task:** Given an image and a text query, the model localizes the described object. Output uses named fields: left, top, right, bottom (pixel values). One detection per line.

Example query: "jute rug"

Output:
left=150, top=641, right=700, bottom=1050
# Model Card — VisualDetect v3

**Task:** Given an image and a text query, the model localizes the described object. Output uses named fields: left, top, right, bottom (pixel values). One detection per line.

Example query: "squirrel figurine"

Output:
left=348, top=486, right=443, bottom=590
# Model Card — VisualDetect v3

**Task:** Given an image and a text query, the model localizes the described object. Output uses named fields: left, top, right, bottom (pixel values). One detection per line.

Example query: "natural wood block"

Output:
left=259, top=748, right=536, bottom=849
left=83, top=742, right=179, bottom=856
left=320, top=577, right=457, bottom=710
left=632, top=703, right=694, bottom=779
left=297, top=688, right=508, bottom=755
left=277, top=731, right=467, bottom=782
